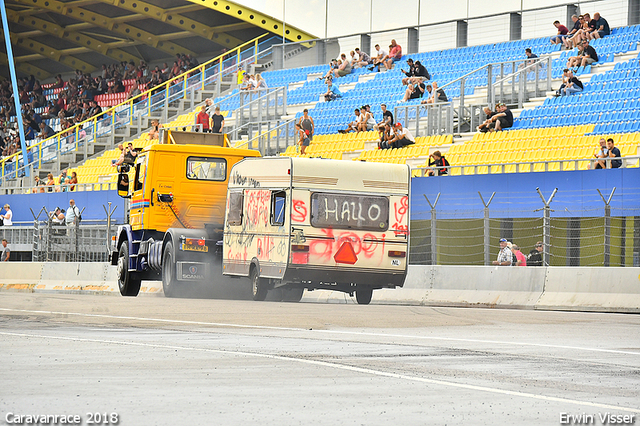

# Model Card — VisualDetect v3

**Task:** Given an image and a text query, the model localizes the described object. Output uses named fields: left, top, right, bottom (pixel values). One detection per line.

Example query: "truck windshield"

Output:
left=310, top=193, right=389, bottom=231
left=186, top=157, right=226, bottom=181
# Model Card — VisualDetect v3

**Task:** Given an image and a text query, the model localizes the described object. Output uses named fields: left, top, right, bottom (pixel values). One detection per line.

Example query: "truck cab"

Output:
left=112, top=131, right=260, bottom=297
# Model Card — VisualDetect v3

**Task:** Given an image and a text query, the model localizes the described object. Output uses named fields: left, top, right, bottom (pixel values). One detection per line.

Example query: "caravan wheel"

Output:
left=355, top=288, right=373, bottom=305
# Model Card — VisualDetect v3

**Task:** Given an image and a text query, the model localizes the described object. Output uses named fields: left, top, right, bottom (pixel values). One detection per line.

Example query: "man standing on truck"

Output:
left=211, top=106, right=225, bottom=134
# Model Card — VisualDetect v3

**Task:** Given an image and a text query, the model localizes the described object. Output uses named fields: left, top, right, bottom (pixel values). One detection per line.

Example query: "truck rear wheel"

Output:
left=250, top=268, right=268, bottom=301
left=281, top=287, right=304, bottom=302
left=355, top=287, right=373, bottom=305
left=162, top=241, right=179, bottom=298
left=117, top=243, right=141, bottom=297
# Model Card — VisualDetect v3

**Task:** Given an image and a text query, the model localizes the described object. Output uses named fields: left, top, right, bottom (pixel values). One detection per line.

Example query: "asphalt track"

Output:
left=1, top=292, right=639, bottom=425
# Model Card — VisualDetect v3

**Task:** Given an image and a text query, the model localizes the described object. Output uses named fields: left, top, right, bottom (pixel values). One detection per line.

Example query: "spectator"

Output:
left=492, top=238, right=513, bottom=266
left=384, top=39, right=402, bottom=70
left=1, top=239, right=9, bottom=261
left=389, top=122, right=415, bottom=148
left=402, top=81, right=425, bottom=102
left=69, top=172, right=78, bottom=192
left=566, top=40, right=598, bottom=68
left=349, top=50, right=359, bottom=68
left=401, top=59, right=430, bottom=85
left=511, top=244, right=527, bottom=266
left=571, top=14, right=595, bottom=48
left=321, top=59, right=338, bottom=81
left=127, top=82, right=142, bottom=102
left=65, top=199, right=81, bottom=226
left=590, top=137, right=608, bottom=169
left=590, top=13, right=610, bottom=40
left=564, top=15, right=584, bottom=49
left=477, top=106, right=497, bottom=133
left=88, top=100, right=103, bottom=120
left=353, top=48, right=371, bottom=68
left=39, top=122, right=55, bottom=139
left=204, top=98, right=215, bottom=116
left=239, top=73, right=252, bottom=91
left=527, top=241, right=544, bottom=266
left=520, top=48, right=539, bottom=69
left=560, top=69, right=583, bottom=96
left=1, top=203, right=12, bottom=225
left=46, top=173, right=55, bottom=191
left=378, top=123, right=394, bottom=149
left=124, top=142, right=137, bottom=165
left=550, top=20, right=569, bottom=44
left=338, top=108, right=362, bottom=134
left=488, top=102, right=513, bottom=131
left=254, top=74, right=268, bottom=90
left=427, top=151, right=450, bottom=176
left=377, top=104, right=394, bottom=132
left=369, top=44, right=388, bottom=73
left=112, top=144, right=125, bottom=167
left=323, top=77, right=342, bottom=102
left=295, top=123, right=310, bottom=155
left=211, top=106, right=225, bottom=134
left=607, top=138, right=622, bottom=168
left=333, top=53, right=352, bottom=78
left=297, top=109, right=314, bottom=142
left=148, top=119, right=161, bottom=140
left=358, top=105, right=377, bottom=132
left=196, top=105, right=210, bottom=132
left=421, top=82, right=448, bottom=104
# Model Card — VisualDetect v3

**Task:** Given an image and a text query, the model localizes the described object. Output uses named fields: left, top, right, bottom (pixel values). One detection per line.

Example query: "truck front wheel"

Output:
left=250, top=268, right=268, bottom=301
left=162, top=241, right=179, bottom=298
left=117, top=243, right=141, bottom=297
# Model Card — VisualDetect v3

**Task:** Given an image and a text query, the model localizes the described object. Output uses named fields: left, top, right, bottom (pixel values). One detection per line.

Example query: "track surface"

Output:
left=1, top=292, right=639, bottom=425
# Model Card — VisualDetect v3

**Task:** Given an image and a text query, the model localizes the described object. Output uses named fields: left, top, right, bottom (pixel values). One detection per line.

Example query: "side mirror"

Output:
left=117, top=172, right=130, bottom=198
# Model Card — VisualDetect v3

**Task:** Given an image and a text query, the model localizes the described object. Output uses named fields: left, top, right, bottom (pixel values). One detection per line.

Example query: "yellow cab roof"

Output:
left=142, top=143, right=262, bottom=158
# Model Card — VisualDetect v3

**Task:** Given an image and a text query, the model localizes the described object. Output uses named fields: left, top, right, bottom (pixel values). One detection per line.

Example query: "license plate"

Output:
left=181, top=243, right=208, bottom=252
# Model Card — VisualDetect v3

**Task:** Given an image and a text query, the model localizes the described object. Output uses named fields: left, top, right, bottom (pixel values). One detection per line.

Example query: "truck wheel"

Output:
left=117, top=243, right=141, bottom=297
left=355, top=287, right=373, bottom=305
left=162, top=241, right=179, bottom=298
left=281, top=287, right=304, bottom=302
left=250, top=268, right=268, bottom=301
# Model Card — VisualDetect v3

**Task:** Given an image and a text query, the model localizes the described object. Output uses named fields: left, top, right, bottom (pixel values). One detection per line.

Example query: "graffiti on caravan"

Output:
left=311, top=192, right=389, bottom=231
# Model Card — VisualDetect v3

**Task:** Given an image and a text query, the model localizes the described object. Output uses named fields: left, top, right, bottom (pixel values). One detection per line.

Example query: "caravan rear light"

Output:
left=291, top=245, right=309, bottom=252
left=388, top=250, right=406, bottom=258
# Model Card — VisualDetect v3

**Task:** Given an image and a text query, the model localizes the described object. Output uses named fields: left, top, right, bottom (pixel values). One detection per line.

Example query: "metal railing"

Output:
left=234, top=117, right=297, bottom=156
left=488, top=57, right=553, bottom=109
left=1, top=34, right=280, bottom=184
left=227, top=87, right=288, bottom=140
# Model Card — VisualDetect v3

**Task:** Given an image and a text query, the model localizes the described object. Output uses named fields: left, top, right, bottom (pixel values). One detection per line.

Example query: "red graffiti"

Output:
left=227, top=246, right=248, bottom=262
left=309, top=228, right=386, bottom=262
left=292, top=199, right=308, bottom=223
left=256, top=235, right=275, bottom=260
left=245, top=190, right=271, bottom=226
left=392, top=196, right=409, bottom=237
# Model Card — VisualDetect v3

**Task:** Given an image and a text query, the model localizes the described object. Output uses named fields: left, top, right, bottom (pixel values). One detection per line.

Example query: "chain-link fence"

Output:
left=410, top=187, right=640, bottom=267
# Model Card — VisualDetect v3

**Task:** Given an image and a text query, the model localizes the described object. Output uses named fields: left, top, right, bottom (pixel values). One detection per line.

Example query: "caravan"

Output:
left=223, top=157, right=410, bottom=304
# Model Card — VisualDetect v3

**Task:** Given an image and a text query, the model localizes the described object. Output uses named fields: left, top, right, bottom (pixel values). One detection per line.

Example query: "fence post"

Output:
left=424, top=193, right=440, bottom=265
left=535, top=187, right=558, bottom=266
left=103, top=202, right=118, bottom=256
left=479, top=191, right=496, bottom=265
left=597, top=187, right=616, bottom=267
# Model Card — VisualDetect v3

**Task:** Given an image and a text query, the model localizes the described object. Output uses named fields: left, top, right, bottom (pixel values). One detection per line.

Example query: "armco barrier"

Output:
left=537, top=267, right=640, bottom=312
left=1, top=263, right=639, bottom=312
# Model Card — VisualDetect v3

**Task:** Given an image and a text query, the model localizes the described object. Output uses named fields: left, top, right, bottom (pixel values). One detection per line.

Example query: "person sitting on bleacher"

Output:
left=333, top=54, right=352, bottom=79
left=606, top=138, right=622, bottom=169
left=390, top=122, right=415, bottom=148
left=487, top=102, right=513, bottom=132
left=321, top=59, right=339, bottom=81
left=323, top=77, right=342, bottom=102
left=378, top=123, right=394, bottom=149
left=421, top=82, right=448, bottom=104
left=560, top=69, right=583, bottom=96
left=377, top=104, right=394, bottom=133
left=339, top=109, right=362, bottom=134
left=427, top=151, right=450, bottom=176
left=550, top=20, right=569, bottom=45
left=591, top=137, right=609, bottom=169
left=590, top=13, right=610, bottom=40
left=401, top=59, right=430, bottom=85
left=353, top=48, right=371, bottom=68
left=566, top=39, right=598, bottom=69
left=38, top=122, right=55, bottom=140
left=563, top=15, right=581, bottom=49
left=402, top=81, right=426, bottom=102
left=369, top=44, right=388, bottom=73
left=384, top=40, right=403, bottom=71
left=477, top=106, right=497, bottom=133
left=358, top=105, right=377, bottom=132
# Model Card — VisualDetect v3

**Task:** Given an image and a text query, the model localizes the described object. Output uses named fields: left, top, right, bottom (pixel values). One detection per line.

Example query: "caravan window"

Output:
left=186, top=157, right=226, bottom=181
left=227, top=191, right=243, bottom=225
left=271, top=191, right=286, bottom=226
left=310, top=193, right=389, bottom=231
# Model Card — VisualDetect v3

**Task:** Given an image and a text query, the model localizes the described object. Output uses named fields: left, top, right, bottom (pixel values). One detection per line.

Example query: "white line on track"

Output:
left=1, top=307, right=639, bottom=356
left=1, top=330, right=639, bottom=414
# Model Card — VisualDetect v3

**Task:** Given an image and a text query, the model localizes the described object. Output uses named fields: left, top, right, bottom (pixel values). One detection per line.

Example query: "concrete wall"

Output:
left=2, top=263, right=638, bottom=312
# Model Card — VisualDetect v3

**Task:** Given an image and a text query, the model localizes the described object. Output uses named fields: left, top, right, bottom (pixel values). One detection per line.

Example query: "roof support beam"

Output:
left=0, top=53, right=50, bottom=78
left=184, top=0, right=316, bottom=43
left=7, top=11, right=140, bottom=64
left=12, top=0, right=194, bottom=56
left=98, top=0, right=243, bottom=49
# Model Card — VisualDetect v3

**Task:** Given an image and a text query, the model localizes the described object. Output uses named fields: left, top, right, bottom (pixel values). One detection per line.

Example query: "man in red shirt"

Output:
left=384, top=39, right=402, bottom=70
left=195, top=105, right=210, bottom=132
left=550, top=20, right=569, bottom=44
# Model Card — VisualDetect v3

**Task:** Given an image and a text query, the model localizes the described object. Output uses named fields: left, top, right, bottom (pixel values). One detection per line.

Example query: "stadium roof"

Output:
left=0, top=0, right=316, bottom=80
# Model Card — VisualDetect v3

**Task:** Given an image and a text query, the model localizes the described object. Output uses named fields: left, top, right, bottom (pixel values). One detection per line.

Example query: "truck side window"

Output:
left=133, top=156, right=146, bottom=192
left=227, top=191, right=243, bottom=226
left=187, top=157, right=226, bottom=181
left=271, top=191, right=286, bottom=226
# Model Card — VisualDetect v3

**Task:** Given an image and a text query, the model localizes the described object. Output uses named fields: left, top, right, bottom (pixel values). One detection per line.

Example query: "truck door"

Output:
left=129, top=153, right=149, bottom=230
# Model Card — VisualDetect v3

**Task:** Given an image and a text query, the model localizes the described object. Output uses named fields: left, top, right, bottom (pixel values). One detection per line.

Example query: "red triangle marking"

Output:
left=334, top=241, right=358, bottom=265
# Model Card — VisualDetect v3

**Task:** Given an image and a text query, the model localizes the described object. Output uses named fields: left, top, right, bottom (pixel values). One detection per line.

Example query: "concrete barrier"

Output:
left=537, top=267, right=640, bottom=312
left=0, top=262, right=43, bottom=292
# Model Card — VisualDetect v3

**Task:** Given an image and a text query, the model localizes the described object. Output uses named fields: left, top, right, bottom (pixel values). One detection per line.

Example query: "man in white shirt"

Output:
left=1, top=204, right=12, bottom=226
left=65, top=199, right=81, bottom=226
left=492, top=238, right=513, bottom=266
left=389, top=122, right=415, bottom=148
left=369, top=44, right=388, bottom=72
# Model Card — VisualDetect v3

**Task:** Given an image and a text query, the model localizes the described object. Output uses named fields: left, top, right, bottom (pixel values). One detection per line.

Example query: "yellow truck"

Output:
left=223, top=157, right=410, bottom=304
left=111, top=131, right=260, bottom=297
